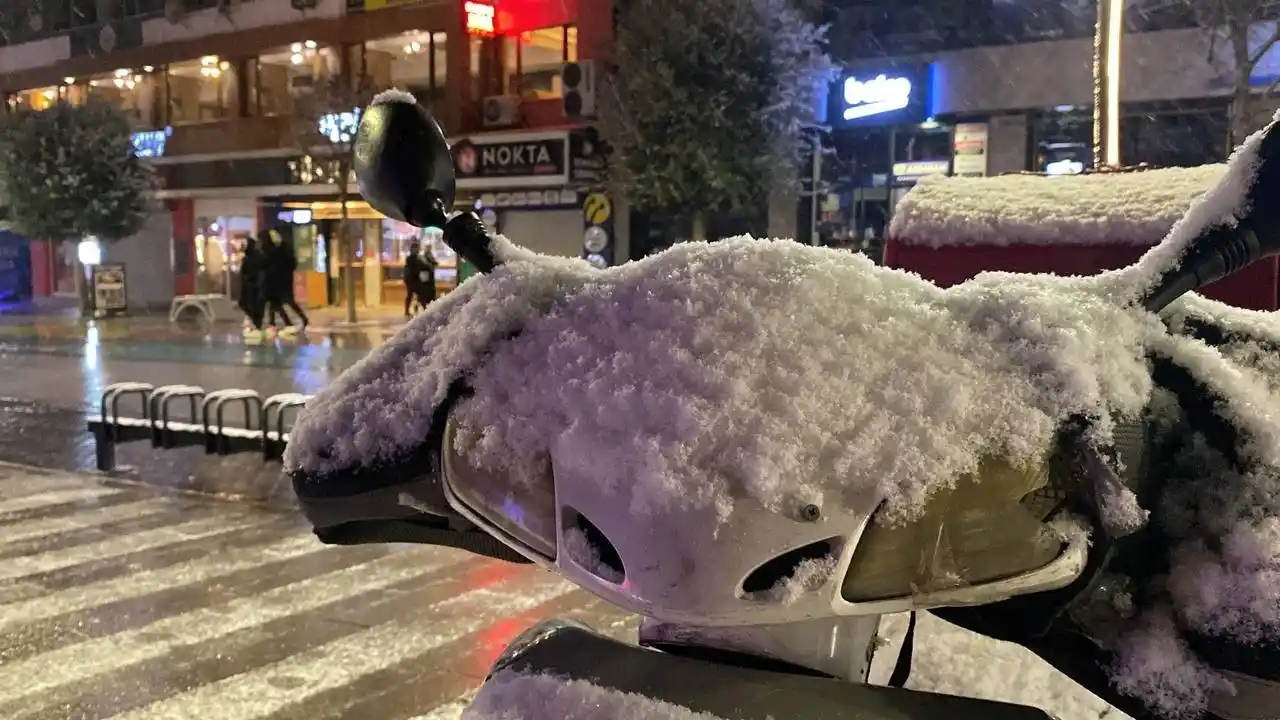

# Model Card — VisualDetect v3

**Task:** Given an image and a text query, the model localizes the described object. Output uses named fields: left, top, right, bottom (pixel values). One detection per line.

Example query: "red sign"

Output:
left=463, top=0, right=577, bottom=37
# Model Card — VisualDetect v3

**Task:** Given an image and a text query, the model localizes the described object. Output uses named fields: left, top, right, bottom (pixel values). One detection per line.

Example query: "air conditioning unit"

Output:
left=482, top=95, right=521, bottom=128
left=561, top=60, right=597, bottom=119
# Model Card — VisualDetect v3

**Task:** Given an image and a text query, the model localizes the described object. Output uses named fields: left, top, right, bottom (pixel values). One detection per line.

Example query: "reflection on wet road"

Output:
left=0, top=317, right=397, bottom=503
left=0, top=463, right=635, bottom=719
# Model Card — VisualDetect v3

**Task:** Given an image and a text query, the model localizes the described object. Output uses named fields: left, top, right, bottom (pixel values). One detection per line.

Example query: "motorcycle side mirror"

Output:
left=353, top=93, right=499, bottom=273
left=1140, top=120, right=1280, bottom=313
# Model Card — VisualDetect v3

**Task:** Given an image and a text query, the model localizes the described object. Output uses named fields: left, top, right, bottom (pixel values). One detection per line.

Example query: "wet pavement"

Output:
left=0, top=462, right=636, bottom=719
left=0, top=313, right=397, bottom=503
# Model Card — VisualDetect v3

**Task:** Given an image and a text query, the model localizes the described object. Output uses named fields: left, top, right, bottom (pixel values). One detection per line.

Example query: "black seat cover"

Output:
left=490, top=622, right=1054, bottom=720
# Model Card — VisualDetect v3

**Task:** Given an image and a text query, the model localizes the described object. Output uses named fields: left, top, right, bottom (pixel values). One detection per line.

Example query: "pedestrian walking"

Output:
left=262, top=227, right=309, bottom=337
left=403, top=241, right=437, bottom=316
left=238, top=236, right=266, bottom=343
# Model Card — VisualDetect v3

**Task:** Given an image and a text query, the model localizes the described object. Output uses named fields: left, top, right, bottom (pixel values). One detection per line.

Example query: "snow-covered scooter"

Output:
left=284, top=92, right=1280, bottom=720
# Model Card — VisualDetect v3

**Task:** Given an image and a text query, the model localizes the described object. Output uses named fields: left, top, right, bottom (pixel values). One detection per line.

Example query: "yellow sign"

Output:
left=583, top=193, right=612, bottom=225
left=364, top=0, right=425, bottom=11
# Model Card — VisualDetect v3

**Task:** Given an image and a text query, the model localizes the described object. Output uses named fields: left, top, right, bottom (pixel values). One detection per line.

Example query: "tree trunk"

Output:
left=691, top=211, right=707, bottom=242
left=338, top=196, right=358, bottom=324
left=1231, top=24, right=1254, bottom=149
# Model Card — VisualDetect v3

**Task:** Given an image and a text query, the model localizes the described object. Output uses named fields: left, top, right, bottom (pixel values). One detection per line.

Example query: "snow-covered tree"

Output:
left=600, top=0, right=834, bottom=240
left=0, top=98, right=153, bottom=312
left=292, top=74, right=375, bottom=324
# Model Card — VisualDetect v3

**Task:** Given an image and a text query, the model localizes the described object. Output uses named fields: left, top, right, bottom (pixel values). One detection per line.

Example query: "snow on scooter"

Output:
left=283, top=91, right=1280, bottom=720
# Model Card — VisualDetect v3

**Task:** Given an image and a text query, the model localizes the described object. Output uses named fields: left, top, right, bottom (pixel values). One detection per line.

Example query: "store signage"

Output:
left=569, top=128, right=608, bottom=185
left=465, top=1, right=496, bottom=35
left=582, top=191, right=614, bottom=268
left=843, top=74, right=912, bottom=121
left=477, top=188, right=579, bottom=209
left=91, top=263, right=128, bottom=318
left=131, top=126, right=172, bottom=158
left=832, top=65, right=932, bottom=127
left=453, top=134, right=569, bottom=188
left=952, top=123, right=989, bottom=178
left=892, top=160, right=950, bottom=180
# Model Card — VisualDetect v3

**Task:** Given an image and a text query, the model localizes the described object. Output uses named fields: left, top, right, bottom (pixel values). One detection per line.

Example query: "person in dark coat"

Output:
left=263, top=227, right=309, bottom=335
left=403, top=240, right=437, bottom=316
left=238, top=236, right=265, bottom=340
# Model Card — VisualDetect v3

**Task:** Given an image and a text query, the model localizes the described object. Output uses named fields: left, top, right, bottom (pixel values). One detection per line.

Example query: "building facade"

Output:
left=813, top=19, right=1280, bottom=246
left=0, top=0, right=622, bottom=310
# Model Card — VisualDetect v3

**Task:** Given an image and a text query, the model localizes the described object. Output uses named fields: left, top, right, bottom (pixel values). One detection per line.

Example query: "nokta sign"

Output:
left=833, top=65, right=932, bottom=127
left=452, top=136, right=567, bottom=181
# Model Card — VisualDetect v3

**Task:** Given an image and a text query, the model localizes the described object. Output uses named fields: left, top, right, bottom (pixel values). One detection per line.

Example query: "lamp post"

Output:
left=1093, top=0, right=1124, bottom=168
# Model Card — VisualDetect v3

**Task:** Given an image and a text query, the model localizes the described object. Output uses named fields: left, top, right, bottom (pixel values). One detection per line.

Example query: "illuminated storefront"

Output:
left=817, top=63, right=951, bottom=249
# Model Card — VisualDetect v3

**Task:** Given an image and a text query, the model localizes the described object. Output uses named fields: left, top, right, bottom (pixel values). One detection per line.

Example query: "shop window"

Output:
left=472, top=25, right=576, bottom=99
left=1120, top=107, right=1229, bottom=168
left=167, top=56, right=238, bottom=123
left=8, top=87, right=61, bottom=111
left=356, top=31, right=448, bottom=101
left=256, top=42, right=338, bottom=117
left=85, top=68, right=164, bottom=126
left=194, top=215, right=254, bottom=297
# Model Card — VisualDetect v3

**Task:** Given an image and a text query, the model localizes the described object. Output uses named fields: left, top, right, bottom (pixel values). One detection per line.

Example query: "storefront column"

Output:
left=444, top=2, right=470, bottom=133
left=362, top=220, right=382, bottom=307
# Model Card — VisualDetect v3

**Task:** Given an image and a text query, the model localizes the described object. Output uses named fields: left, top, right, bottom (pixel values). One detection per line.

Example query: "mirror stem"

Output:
left=444, top=211, right=499, bottom=273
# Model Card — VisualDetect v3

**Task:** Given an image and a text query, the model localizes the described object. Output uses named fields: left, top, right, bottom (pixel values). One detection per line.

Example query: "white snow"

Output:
left=462, top=670, right=729, bottom=720
left=561, top=526, right=624, bottom=584
left=289, top=238, right=1165, bottom=528
left=286, top=115, right=1280, bottom=720
left=746, top=554, right=838, bottom=605
left=371, top=87, right=419, bottom=107
left=889, top=165, right=1226, bottom=248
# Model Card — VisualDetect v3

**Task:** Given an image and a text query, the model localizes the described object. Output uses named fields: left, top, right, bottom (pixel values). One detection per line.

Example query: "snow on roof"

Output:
left=889, top=165, right=1227, bottom=248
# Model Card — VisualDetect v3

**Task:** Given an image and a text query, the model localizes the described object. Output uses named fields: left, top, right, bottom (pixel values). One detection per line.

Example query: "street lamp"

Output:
left=1093, top=0, right=1124, bottom=168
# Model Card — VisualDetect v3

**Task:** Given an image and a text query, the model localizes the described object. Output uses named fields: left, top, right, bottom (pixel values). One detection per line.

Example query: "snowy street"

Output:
left=0, top=461, right=1124, bottom=719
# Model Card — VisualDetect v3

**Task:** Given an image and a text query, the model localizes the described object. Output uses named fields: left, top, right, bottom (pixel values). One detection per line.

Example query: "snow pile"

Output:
left=461, top=670, right=730, bottom=720
left=1165, top=294, right=1280, bottom=391
left=290, top=238, right=1162, bottom=526
left=890, top=165, right=1226, bottom=248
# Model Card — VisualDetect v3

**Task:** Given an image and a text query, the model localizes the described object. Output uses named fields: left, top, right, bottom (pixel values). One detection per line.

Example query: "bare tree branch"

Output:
left=1248, top=22, right=1280, bottom=65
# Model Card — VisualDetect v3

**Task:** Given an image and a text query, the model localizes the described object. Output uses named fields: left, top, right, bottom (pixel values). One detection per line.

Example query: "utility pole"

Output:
left=810, top=132, right=822, bottom=245
left=1093, top=0, right=1124, bottom=168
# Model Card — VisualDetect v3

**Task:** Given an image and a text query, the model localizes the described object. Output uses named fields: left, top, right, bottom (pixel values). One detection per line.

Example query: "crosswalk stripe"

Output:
left=0, top=546, right=472, bottom=705
left=0, top=498, right=176, bottom=545
left=112, top=578, right=579, bottom=720
left=0, top=533, right=326, bottom=630
left=0, top=466, right=645, bottom=720
left=406, top=693, right=477, bottom=720
left=0, top=486, right=121, bottom=515
left=0, top=514, right=276, bottom=581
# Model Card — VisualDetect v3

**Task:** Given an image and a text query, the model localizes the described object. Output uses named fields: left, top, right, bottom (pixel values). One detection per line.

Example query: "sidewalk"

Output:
left=0, top=298, right=409, bottom=338
left=304, top=305, right=409, bottom=330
